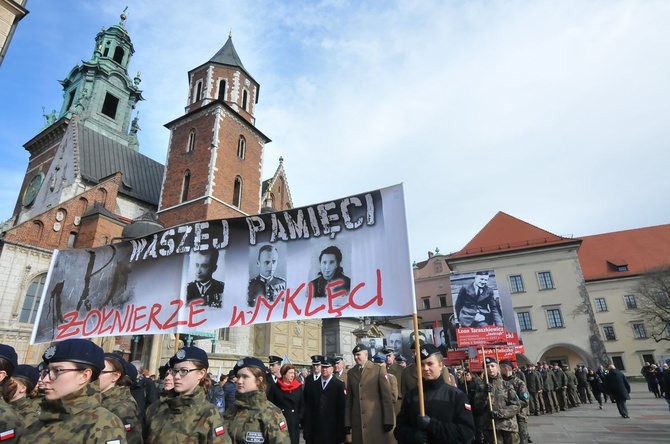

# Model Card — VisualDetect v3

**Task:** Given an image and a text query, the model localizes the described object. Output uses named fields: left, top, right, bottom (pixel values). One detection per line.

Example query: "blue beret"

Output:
left=123, top=360, right=138, bottom=383
left=233, top=357, right=267, bottom=375
left=419, top=344, right=442, bottom=359
left=169, top=346, right=209, bottom=368
left=0, top=344, right=18, bottom=374
left=372, top=354, right=386, bottom=364
left=13, top=364, right=39, bottom=386
left=103, top=353, right=127, bottom=376
left=321, top=356, right=336, bottom=367
left=42, top=339, right=105, bottom=370
left=397, top=355, right=407, bottom=363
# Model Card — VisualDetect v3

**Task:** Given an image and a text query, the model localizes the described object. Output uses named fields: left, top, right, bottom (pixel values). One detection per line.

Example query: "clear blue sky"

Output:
left=2, top=1, right=669, bottom=261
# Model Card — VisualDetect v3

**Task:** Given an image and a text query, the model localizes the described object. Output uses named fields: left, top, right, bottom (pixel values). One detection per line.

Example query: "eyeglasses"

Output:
left=40, top=368, right=85, bottom=380
left=169, top=367, right=200, bottom=377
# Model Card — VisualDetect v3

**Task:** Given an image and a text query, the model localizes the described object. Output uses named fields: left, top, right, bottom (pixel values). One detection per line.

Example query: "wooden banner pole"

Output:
left=412, top=312, right=425, bottom=416
left=482, top=346, right=498, bottom=444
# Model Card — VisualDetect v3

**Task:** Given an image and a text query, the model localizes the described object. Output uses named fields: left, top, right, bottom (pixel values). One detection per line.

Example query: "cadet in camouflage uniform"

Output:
left=144, top=346, right=230, bottom=443
left=0, top=344, right=24, bottom=442
left=222, top=357, right=291, bottom=444
left=7, top=364, right=40, bottom=428
left=19, top=338, right=126, bottom=443
left=100, top=354, right=143, bottom=444
left=500, top=360, right=530, bottom=444
left=473, top=357, right=520, bottom=444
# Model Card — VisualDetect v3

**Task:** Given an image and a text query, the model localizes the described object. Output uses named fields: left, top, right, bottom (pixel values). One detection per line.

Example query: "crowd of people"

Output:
left=1, top=340, right=669, bottom=443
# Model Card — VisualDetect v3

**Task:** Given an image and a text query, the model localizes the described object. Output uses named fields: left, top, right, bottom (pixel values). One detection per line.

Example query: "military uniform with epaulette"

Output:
left=501, top=361, right=529, bottom=444
left=473, top=358, right=520, bottom=444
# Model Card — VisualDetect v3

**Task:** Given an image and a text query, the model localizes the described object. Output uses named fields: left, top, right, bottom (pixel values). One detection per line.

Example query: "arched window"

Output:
left=194, top=80, right=203, bottom=103
left=218, top=79, right=227, bottom=101
left=187, top=129, right=195, bottom=152
left=32, top=221, right=43, bottom=241
left=237, top=136, right=246, bottom=159
left=20, top=274, right=47, bottom=323
left=233, top=176, right=242, bottom=207
left=181, top=171, right=191, bottom=202
left=242, top=89, right=248, bottom=111
left=113, top=46, right=125, bottom=64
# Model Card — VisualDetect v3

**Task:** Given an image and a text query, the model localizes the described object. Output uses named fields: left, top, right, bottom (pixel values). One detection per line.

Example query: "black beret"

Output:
left=0, top=344, right=18, bottom=374
left=268, top=355, right=282, bottom=365
left=382, top=348, right=394, bottom=356
left=12, top=364, right=39, bottom=386
left=123, top=360, right=138, bottom=382
left=42, top=339, right=105, bottom=370
left=352, top=344, right=368, bottom=355
left=169, top=346, right=209, bottom=368
left=321, top=356, right=336, bottom=367
left=103, top=353, right=127, bottom=377
left=484, top=357, right=497, bottom=364
left=233, top=357, right=267, bottom=375
left=372, top=354, right=386, bottom=364
left=499, top=359, right=514, bottom=368
left=310, top=355, right=321, bottom=365
left=419, top=344, right=443, bottom=360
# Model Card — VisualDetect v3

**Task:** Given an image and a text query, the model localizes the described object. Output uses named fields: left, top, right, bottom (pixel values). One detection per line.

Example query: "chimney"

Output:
left=428, top=251, right=434, bottom=259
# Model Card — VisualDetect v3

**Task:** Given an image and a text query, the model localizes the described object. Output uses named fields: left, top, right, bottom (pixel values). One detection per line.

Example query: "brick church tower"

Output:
left=157, top=35, right=271, bottom=228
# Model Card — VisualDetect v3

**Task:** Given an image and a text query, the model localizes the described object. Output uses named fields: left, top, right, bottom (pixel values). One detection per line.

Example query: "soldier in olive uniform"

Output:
left=100, top=354, right=143, bottom=444
left=552, top=362, right=568, bottom=411
left=0, top=344, right=24, bottom=442
left=19, top=339, right=126, bottom=443
left=333, top=356, right=347, bottom=385
left=523, top=364, right=542, bottom=416
left=144, top=346, right=230, bottom=443
left=384, top=348, right=404, bottom=415
left=562, top=364, right=580, bottom=408
left=473, top=357, right=520, bottom=444
left=222, top=357, right=291, bottom=444
left=500, top=360, right=530, bottom=444
left=7, top=364, right=40, bottom=428
left=540, top=363, right=558, bottom=414
left=373, top=354, right=398, bottom=410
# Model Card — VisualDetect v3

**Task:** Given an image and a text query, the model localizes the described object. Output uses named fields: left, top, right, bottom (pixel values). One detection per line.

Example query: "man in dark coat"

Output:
left=222, top=370, right=237, bottom=411
left=303, top=356, right=346, bottom=444
left=454, top=271, right=503, bottom=327
left=185, top=250, right=224, bottom=307
left=605, top=364, right=631, bottom=418
left=524, top=364, right=542, bottom=416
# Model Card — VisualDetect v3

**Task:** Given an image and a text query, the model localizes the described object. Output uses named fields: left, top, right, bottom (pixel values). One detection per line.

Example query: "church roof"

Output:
left=79, top=126, right=164, bottom=205
left=81, top=201, right=120, bottom=221
left=578, top=224, right=670, bottom=281
left=209, top=36, right=245, bottom=68
left=448, top=211, right=580, bottom=261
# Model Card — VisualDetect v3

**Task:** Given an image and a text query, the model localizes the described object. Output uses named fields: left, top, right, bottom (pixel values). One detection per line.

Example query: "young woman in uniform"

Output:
left=100, top=353, right=143, bottom=444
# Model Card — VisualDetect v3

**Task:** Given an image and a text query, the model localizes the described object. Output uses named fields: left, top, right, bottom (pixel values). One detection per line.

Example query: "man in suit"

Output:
left=303, top=356, right=346, bottom=444
left=345, top=344, right=395, bottom=444
left=185, top=250, right=224, bottom=308
left=247, top=244, right=286, bottom=307
left=309, top=355, right=322, bottom=382
left=454, top=271, right=503, bottom=327
left=605, top=364, right=631, bottom=418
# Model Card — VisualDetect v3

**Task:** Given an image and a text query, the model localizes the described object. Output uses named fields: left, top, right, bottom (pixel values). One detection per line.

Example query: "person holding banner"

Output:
left=473, top=357, right=520, bottom=444
left=247, top=245, right=287, bottom=307
left=454, top=272, right=503, bottom=328
left=395, top=344, right=474, bottom=444
left=186, top=250, right=225, bottom=308
left=0, top=344, right=24, bottom=442
left=21, top=339, right=126, bottom=443
left=144, top=346, right=230, bottom=443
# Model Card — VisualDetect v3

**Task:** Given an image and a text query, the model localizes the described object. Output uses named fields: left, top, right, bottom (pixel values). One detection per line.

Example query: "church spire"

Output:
left=209, top=35, right=245, bottom=69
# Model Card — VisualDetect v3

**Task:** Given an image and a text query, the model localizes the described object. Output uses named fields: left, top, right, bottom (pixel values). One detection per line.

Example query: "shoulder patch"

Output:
left=464, top=403, right=472, bottom=411
left=0, top=430, right=16, bottom=441
left=105, top=441, right=121, bottom=444
left=215, top=425, right=226, bottom=436
left=279, top=420, right=287, bottom=430
left=124, top=424, right=132, bottom=431
left=523, top=392, right=529, bottom=400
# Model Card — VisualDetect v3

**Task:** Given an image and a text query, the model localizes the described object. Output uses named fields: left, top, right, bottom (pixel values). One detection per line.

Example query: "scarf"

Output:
left=277, top=377, right=301, bottom=393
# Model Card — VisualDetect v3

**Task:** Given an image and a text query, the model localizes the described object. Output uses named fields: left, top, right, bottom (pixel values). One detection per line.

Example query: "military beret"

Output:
left=233, top=356, right=268, bottom=375
left=352, top=344, right=367, bottom=355
left=666, top=358, right=670, bottom=365
left=372, top=354, right=386, bottom=364
left=310, top=355, right=321, bottom=365
left=382, top=348, right=394, bottom=356
left=12, top=364, right=39, bottom=386
left=334, top=356, right=344, bottom=363
left=0, top=344, right=18, bottom=374
left=103, top=353, right=127, bottom=377
left=499, top=359, right=514, bottom=368
left=169, top=346, right=209, bottom=368
left=42, top=339, right=105, bottom=370
left=123, top=360, right=138, bottom=383
left=268, top=355, right=282, bottom=365
left=419, top=344, right=442, bottom=360
left=484, top=357, right=497, bottom=364
left=321, top=356, right=336, bottom=367
left=397, top=355, right=407, bottom=363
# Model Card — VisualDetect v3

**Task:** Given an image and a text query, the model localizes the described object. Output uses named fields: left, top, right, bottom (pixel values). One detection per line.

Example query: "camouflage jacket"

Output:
left=222, top=390, right=291, bottom=444
left=0, top=396, right=24, bottom=442
left=144, top=385, right=230, bottom=444
left=19, top=383, right=126, bottom=443
left=473, top=375, right=520, bottom=432
left=503, top=374, right=529, bottom=416
left=101, top=385, right=143, bottom=444
left=9, top=396, right=39, bottom=428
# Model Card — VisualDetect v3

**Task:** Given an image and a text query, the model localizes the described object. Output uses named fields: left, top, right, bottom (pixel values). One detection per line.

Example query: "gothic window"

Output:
left=113, top=47, right=124, bottom=64
left=194, top=80, right=203, bottom=103
left=218, top=79, right=227, bottom=101
left=101, top=93, right=120, bottom=119
left=233, top=176, right=242, bottom=207
left=20, top=274, right=46, bottom=323
left=187, top=129, right=196, bottom=152
left=32, top=221, right=43, bottom=241
left=181, top=171, right=190, bottom=202
left=242, top=89, right=249, bottom=111
left=237, top=136, right=246, bottom=159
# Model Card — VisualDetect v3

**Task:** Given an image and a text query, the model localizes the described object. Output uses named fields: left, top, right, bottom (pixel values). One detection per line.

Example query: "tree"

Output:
left=632, top=265, right=670, bottom=342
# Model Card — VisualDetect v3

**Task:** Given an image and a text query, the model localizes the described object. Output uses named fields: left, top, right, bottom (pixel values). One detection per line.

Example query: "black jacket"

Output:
left=302, top=376, right=346, bottom=444
left=605, top=369, right=631, bottom=401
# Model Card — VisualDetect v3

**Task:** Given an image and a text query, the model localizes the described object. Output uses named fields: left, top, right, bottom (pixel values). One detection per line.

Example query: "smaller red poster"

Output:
left=444, top=349, right=469, bottom=366
left=468, top=356, right=483, bottom=372
left=505, top=331, right=520, bottom=345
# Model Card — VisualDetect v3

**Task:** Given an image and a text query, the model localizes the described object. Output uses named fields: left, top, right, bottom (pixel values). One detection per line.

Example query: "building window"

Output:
left=237, top=136, right=246, bottom=159
left=219, top=328, right=230, bottom=341
left=242, top=89, right=249, bottom=111
left=113, top=46, right=124, bottom=64
left=517, top=312, right=533, bottom=331
left=181, top=171, right=190, bottom=203
left=67, top=232, right=77, bottom=248
left=218, top=79, right=227, bottom=101
left=233, top=176, right=242, bottom=207
left=603, top=325, right=616, bottom=341
left=438, top=294, right=448, bottom=308
left=632, top=323, right=647, bottom=339
left=20, top=274, right=47, bottom=323
left=187, top=129, right=196, bottom=152
left=611, top=356, right=625, bottom=370
left=509, top=275, right=524, bottom=293
left=422, top=297, right=430, bottom=310
left=101, top=93, right=120, bottom=119
left=537, top=271, right=554, bottom=290
left=623, top=294, right=637, bottom=309
left=194, top=80, right=203, bottom=103
left=653, top=292, right=670, bottom=307
left=546, top=308, right=563, bottom=328
left=595, top=298, right=608, bottom=312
